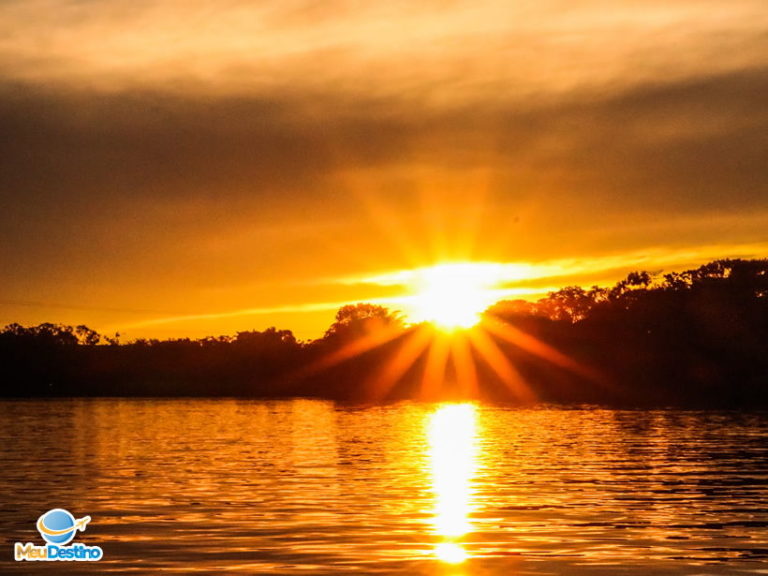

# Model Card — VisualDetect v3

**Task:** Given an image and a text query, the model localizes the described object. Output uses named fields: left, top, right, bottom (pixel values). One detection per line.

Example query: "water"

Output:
left=1, top=399, right=767, bottom=575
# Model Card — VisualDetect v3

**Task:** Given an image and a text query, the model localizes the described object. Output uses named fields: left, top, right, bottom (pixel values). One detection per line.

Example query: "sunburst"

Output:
left=294, top=172, right=601, bottom=402
left=402, top=263, right=506, bottom=330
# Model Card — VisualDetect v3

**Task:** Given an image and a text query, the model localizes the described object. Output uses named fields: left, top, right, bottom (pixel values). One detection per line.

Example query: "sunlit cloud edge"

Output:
left=118, top=240, right=768, bottom=332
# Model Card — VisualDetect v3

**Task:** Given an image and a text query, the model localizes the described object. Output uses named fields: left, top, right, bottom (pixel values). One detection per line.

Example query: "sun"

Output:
left=404, top=263, right=506, bottom=330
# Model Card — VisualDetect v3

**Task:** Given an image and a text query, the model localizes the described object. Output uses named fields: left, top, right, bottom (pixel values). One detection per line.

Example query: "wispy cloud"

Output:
left=347, top=241, right=768, bottom=293
left=1, top=0, right=766, bottom=94
left=119, top=301, right=351, bottom=330
left=119, top=241, right=768, bottom=334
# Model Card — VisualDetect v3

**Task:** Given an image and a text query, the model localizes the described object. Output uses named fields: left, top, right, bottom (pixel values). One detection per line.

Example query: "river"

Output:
left=1, top=399, right=766, bottom=574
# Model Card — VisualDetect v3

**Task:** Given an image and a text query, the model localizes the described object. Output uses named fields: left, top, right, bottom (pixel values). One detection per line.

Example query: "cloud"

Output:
left=1, top=0, right=766, bottom=95
left=1, top=64, right=766, bottom=213
left=120, top=300, right=350, bottom=330
left=1, top=65, right=767, bottom=294
left=346, top=241, right=768, bottom=290
left=1, top=0, right=767, bottom=337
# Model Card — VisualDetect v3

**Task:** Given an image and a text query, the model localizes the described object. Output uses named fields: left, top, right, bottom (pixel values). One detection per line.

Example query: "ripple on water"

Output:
left=0, top=399, right=766, bottom=575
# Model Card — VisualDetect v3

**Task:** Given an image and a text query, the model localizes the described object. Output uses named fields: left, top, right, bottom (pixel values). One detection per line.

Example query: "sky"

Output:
left=1, top=0, right=767, bottom=340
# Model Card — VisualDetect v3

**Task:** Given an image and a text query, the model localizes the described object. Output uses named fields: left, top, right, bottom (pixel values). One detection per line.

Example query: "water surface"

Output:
left=1, top=399, right=767, bottom=574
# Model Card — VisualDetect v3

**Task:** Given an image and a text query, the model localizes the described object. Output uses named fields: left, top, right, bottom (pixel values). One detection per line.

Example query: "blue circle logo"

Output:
left=37, top=509, right=77, bottom=545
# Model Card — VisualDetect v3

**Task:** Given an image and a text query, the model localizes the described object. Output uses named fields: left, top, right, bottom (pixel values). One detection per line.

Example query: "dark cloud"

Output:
left=536, top=67, right=768, bottom=207
left=1, top=66, right=767, bottom=287
left=1, top=65, right=767, bottom=211
left=0, top=85, right=334, bottom=199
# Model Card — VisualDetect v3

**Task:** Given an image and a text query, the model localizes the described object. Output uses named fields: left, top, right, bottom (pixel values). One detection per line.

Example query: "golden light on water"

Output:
left=428, top=404, right=479, bottom=564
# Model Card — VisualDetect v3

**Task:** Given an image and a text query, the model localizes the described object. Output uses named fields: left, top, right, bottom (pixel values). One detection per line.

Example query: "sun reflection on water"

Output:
left=428, top=403, right=478, bottom=564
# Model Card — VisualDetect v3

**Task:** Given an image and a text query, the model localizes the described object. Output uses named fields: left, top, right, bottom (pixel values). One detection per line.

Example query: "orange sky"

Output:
left=1, top=0, right=767, bottom=340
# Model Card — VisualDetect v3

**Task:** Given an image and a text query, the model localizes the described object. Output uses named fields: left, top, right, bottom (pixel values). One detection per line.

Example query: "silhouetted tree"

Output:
left=235, top=327, right=296, bottom=347
left=609, top=270, right=652, bottom=300
left=75, top=325, right=101, bottom=346
left=535, top=285, right=607, bottom=322
left=323, top=303, right=403, bottom=340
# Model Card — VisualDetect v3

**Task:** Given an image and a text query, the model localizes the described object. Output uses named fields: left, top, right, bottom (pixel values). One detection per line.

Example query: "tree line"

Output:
left=1, top=258, right=766, bottom=406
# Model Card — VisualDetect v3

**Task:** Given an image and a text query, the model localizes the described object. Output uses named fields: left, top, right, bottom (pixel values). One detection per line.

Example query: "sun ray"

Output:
left=419, top=179, right=449, bottom=262
left=452, top=169, right=493, bottom=260
left=467, top=328, right=535, bottom=402
left=366, top=326, right=434, bottom=401
left=346, top=179, right=429, bottom=268
left=450, top=333, right=479, bottom=399
left=420, top=332, right=452, bottom=401
left=288, top=323, right=406, bottom=383
left=483, top=319, right=604, bottom=383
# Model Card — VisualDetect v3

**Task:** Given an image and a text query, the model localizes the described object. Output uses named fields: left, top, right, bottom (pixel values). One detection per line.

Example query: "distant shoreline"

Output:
left=3, top=258, right=767, bottom=407
left=4, top=397, right=768, bottom=412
